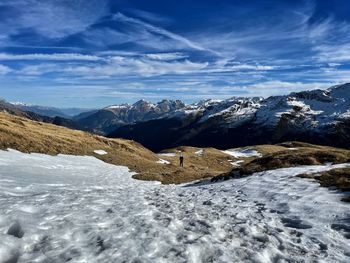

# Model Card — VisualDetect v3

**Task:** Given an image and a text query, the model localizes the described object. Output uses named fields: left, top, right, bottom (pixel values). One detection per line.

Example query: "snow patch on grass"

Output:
left=158, top=153, right=176, bottom=157
left=94, top=150, right=108, bottom=155
left=229, top=160, right=244, bottom=166
left=157, top=158, right=170, bottom=165
left=195, top=149, right=203, bottom=156
left=222, top=148, right=262, bottom=158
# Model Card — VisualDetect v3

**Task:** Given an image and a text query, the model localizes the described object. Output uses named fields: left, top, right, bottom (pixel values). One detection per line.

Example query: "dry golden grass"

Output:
left=0, top=112, right=236, bottom=184
left=134, top=146, right=238, bottom=184
left=240, top=148, right=350, bottom=175
left=137, top=144, right=302, bottom=184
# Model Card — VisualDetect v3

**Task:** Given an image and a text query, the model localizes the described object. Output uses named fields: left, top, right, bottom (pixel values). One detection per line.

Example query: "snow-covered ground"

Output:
left=94, top=150, right=108, bottom=155
left=229, top=160, right=245, bottom=167
left=156, top=158, right=171, bottom=165
left=222, top=148, right=262, bottom=158
left=158, top=153, right=177, bottom=157
left=195, top=149, right=204, bottom=156
left=1, top=150, right=350, bottom=262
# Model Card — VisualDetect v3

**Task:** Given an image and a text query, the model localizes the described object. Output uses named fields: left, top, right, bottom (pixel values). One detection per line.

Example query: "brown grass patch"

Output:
left=134, top=146, right=236, bottom=184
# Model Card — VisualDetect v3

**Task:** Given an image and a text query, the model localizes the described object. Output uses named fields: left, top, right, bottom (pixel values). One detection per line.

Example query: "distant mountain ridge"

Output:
left=0, top=99, right=85, bottom=131
left=109, top=83, right=350, bottom=151
left=74, top=99, right=185, bottom=134
left=11, top=103, right=94, bottom=118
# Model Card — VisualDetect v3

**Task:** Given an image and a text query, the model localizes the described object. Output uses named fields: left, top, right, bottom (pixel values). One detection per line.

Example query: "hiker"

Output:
left=179, top=153, right=184, bottom=167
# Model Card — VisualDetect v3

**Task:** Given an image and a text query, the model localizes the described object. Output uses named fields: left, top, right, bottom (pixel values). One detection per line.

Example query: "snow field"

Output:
left=0, top=150, right=350, bottom=262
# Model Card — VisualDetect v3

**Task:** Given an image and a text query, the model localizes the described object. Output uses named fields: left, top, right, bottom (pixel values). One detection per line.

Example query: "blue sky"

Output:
left=0, top=0, right=350, bottom=107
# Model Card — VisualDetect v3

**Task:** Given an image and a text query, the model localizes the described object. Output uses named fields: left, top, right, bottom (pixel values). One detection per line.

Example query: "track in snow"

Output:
left=0, top=150, right=350, bottom=262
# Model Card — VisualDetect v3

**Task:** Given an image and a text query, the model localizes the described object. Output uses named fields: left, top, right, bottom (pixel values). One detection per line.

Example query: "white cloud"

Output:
left=229, top=64, right=275, bottom=71
left=18, top=56, right=208, bottom=78
left=192, top=1, right=350, bottom=63
left=145, top=53, right=188, bottom=61
left=0, top=64, right=12, bottom=74
left=221, top=81, right=332, bottom=97
left=113, top=12, right=211, bottom=52
left=0, top=53, right=102, bottom=61
left=0, top=0, right=109, bottom=40
left=314, top=44, right=350, bottom=62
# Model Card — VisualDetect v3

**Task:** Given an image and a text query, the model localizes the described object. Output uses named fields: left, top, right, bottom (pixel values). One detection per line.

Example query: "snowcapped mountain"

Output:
left=74, top=99, right=185, bottom=134
left=109, top=83, right=350, bottom=151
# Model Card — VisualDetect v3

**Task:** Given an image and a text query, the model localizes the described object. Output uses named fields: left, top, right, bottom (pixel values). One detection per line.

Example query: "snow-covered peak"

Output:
left=196, top=99, right=224, bottom=107
left=328, top=83, right=350, bottom=102
left=10, top=101, right=33, bottom=107
left=105, top=104, right=130, bottom=110
left=254, top=83, right=350, bottom=129
left=290, top=89, right=334, bottom=103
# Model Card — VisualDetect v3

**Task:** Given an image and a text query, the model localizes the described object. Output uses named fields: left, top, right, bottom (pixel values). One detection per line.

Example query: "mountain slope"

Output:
left=109, top=83, right=350, bottom=151
left=75, top=99, right=185, bottom=134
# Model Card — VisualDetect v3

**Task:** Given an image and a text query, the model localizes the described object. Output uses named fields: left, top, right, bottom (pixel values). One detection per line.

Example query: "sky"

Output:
left=0, top=0, right=350, bottom=107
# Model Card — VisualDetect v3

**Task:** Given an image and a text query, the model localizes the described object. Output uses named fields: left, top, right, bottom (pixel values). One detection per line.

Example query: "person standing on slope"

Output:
left=179, top=153, right=184, bottom=167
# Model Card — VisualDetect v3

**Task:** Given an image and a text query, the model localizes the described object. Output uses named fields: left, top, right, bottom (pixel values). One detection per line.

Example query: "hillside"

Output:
left=0, top=112, right=235, bottom=183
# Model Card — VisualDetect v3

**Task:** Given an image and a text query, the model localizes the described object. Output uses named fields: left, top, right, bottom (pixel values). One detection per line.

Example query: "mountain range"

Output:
left=2, top=83, right=350, bottom=151
left=109, top=83, right=350, bottom=151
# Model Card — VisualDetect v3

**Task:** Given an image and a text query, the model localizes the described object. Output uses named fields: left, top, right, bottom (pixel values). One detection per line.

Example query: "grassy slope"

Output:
left=0, top=112, right=234, bottom=184
left=0, top=112, right=158, bottom=169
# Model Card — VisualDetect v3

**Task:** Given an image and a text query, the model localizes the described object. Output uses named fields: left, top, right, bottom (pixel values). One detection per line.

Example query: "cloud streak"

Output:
left=113, top=12, right=211, bottom=52
left=0, top=53, right=102, bottom=61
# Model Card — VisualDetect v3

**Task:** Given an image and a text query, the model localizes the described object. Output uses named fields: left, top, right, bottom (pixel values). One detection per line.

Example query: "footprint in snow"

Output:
left=281, top=217, right=312, bottom=230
